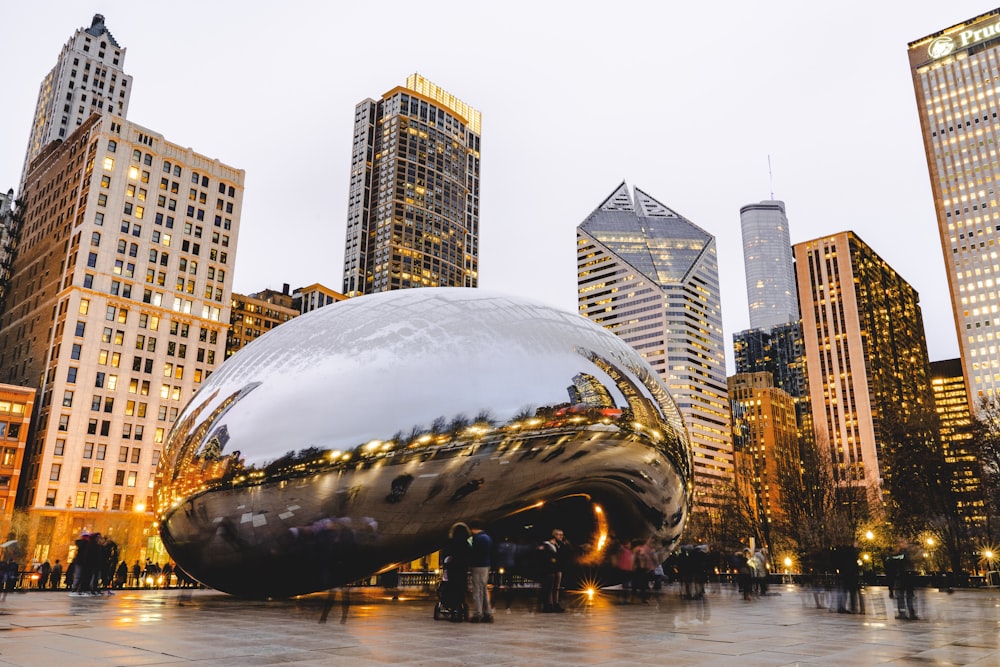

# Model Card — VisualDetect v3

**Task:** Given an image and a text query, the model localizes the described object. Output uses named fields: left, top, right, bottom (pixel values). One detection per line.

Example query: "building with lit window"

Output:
left=741, top=200, right=798, bottom=330
left=734, top=198, right=812, bottom=448
left=0, top=112, right=242, bottom=565
left=577, top=182, right=733, bottom=502
left=21, top=14, right=132, bottom=188
left=794, top=232, right=936, bottom=503
left=227, top=287, right=300, bottom=358
left=909, top=9, right=1000, bottom=410
left=929, top=358, right=985, bottom=527
left=0, top=384, right=34, bottom=538
left=343, top=74, right=481, bottom=296
left=728, top=372, right=797, bottom=539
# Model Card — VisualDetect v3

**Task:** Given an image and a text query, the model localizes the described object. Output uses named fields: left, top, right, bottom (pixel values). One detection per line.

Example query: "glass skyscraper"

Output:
left=577, top=182, right=732, bottom=502
left=343, top=74, right=481, bottom=296
left=740, top=200, right=798, bottom=329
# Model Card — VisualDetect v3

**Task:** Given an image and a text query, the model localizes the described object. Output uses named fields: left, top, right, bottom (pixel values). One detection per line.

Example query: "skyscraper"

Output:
left=0, top=112, right=242, bottom=562
left=794, top=232, right=936, bottom=500
left=343, top=74, right=481, bottom=296
left=909, top=9, right=1000, bottom=410
left=929, top=358, right=985, bottom=527
left=21, top=14, right=132, bottom=187
left=577, top=182, right=733, bottom=501
left=735, top=198, right=811, bottom=444
left=740, top=200, right=798, bottom=329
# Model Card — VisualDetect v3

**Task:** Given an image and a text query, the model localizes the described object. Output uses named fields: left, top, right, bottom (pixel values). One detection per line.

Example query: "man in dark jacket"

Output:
left=468, top=519, right=493, bottom=623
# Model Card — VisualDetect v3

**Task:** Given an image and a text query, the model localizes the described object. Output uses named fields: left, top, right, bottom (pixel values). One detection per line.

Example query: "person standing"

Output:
left=50, top=559, right=63, bottom=589
left=37, top=560, right=51, bottom=589
left=442, top=522, right=471, bottom=622
left=468, top=519, right=493, bottom=623
left=538, top=528, right=570, bottom=612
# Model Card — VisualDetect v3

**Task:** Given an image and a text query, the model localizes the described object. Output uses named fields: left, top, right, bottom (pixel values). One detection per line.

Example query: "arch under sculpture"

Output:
left=156, top=288, right=692, bottom=599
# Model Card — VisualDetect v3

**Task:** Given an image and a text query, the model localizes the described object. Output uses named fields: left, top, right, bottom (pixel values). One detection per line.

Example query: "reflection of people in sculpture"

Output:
left=386, top=473, right=414, bottom=503
left=449, top=478, right=485, bottom=502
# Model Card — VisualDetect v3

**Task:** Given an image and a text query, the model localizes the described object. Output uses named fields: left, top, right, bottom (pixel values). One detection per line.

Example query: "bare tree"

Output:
left=881, top=407, right=971, bottom=573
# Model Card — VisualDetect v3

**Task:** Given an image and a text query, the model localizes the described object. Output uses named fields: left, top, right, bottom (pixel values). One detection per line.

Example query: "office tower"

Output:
left=343, top=74, right=481, bottom=296
left=740, top=200, right=798, bottom=329
left=227, top=288, right=300, bottom=358
left=909, top=10, right=1000, bottom=410
left=0, top=189, right=20, bottom=317
left=578, top=182, right=733, bottom=501
left=728, top=372, right=797, bottom=536
left=929, top=358, right=985, bottom=527
left=735, top=199, right=813, bottom=448
left=733, top=322, right=813, bottom=445
left=21, top=14, right=132, bottom=187
left=0, top=113, right=242, bottom=561
left=0, top=384, right=34, bottom=535
left=794, top=232, right=936, bottom=501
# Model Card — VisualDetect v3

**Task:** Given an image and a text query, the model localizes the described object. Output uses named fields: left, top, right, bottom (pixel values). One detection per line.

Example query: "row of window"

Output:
left=45, top=490, right=149, bottom=511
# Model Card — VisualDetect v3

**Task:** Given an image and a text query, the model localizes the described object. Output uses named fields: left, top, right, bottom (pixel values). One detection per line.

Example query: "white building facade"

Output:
left=0, top=113, right=242, bottom=561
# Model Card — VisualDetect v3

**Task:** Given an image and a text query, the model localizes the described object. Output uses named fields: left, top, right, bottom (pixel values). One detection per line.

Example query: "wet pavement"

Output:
left=0, top=583, right=998, bottom=665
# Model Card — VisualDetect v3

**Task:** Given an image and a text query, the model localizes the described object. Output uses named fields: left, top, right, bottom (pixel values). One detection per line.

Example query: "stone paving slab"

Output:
left=0, top=583, right=997, bottom=666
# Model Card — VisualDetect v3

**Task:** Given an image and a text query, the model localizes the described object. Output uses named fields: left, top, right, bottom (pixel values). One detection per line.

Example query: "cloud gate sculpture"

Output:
left=156, top=288, right=692, bottom=598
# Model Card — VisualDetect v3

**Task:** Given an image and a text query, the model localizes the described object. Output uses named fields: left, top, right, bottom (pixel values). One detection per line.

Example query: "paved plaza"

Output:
left=0, top=582, right=998, bottom=666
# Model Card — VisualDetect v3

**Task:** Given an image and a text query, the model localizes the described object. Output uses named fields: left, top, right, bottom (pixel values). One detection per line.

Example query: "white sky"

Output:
left=2, top=1, right=992, bottom=373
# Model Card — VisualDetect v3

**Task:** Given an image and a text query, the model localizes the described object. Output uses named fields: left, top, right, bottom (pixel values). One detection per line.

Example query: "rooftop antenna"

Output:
left=768, top=155, right=775, bottom=200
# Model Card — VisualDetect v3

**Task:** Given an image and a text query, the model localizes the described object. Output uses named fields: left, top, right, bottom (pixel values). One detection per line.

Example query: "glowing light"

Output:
left=783, top=557, right=792, bottom=567
left=865, top=530, right=874, bottom=541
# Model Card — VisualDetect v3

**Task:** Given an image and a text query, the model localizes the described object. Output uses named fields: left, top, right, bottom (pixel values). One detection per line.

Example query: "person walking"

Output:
left=468, top=519, right=493, bottom=623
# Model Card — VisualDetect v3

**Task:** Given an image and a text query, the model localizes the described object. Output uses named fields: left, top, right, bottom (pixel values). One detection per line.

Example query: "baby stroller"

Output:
left=433, top=568, right=468, bottom=622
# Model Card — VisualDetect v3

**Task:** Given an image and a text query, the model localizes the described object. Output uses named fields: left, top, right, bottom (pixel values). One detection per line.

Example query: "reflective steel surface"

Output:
left=157, top=288, right=692, bottom=598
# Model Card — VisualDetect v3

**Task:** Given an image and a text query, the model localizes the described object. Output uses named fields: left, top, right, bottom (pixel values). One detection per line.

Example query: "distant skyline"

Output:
left=2, top=2, right=993, bottom=373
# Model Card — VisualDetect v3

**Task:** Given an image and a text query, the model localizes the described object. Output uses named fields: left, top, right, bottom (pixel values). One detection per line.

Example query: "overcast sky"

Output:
left=3, top=2, right=992, bottom=373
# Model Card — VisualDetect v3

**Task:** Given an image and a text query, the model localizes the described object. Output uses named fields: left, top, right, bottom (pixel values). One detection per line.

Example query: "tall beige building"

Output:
left=0, top=113, right=242, bottom=563
left=794, top=232, right=936, bottom=503
left=21, top=14, right=132, bottom=188
left=909, top=9, right=1000, bottom=410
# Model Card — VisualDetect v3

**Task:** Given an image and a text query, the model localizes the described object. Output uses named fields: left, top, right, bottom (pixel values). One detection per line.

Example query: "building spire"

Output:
left=768, top=155, right=775, bottom=200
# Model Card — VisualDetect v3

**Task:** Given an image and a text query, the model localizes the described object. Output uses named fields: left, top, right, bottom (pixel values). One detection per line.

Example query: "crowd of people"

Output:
left=0, top=530, right=194, bottom=595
